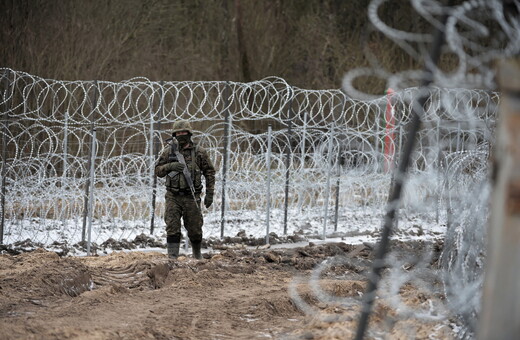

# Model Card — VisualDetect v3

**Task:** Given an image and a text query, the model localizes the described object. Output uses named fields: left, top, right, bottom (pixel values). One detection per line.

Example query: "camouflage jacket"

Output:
left=155, top=140, right=216, bottom=195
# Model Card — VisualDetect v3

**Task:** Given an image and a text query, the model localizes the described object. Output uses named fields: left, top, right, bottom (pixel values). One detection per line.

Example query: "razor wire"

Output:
left=290, top=0, right=518, bottom=338
left=0, top=0, right=515, bottom=338
left=0, top=68, right=497, bottom=249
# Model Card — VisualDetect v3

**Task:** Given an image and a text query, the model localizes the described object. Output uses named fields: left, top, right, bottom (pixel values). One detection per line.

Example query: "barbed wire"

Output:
left=0, top=5, right=507, bottom=340
left=294, top=0, right=518, bottom=338
left=1, top=68, right=497, bottom=248
left=0, top=0, right=516, bottom=338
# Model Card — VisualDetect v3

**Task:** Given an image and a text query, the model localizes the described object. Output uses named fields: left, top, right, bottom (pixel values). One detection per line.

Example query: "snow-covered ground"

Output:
left=3, top=205, right=446, bottom=256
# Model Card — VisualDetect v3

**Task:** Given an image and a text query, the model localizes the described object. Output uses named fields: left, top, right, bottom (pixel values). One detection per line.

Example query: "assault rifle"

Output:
left=167, top=139, right=201, bottom=211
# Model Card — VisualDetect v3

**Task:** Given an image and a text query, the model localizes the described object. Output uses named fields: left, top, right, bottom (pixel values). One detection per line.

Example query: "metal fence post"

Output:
left=397, top=123, right=403, bottom=168
left=301, top=110, right=307, bottom=170
left=375, top=111, right=380, bottom=173
left=220, top=82, right=231, bottom=238
left=394, top=122, right=403, bottom=230
left=334, top=150, right=341, bottom=232
left=456, top=122, right=461, bottom=152
left=60, top=109, right=69, bottom=225
left=265, top=124, right=272, bottom=245
left=86, top=127, right=97, bottom=256
left=1, top=69, right=12, bottom=245
left=334, top=94, right=347, bottom=232
left=63, top=111, right=69, bottom=180
left=354, top=7, right=450, bottom=336
left=436, top=118, right=441, bottom=224
left=322, top=128, right=334, bottom=240
left=149, top=85, right=155, bottom=209
left=150, top=80, right=164, bottom=234
left=283, top=89, right=294, bottom=235
left=82, top=80, right=98, bottom=242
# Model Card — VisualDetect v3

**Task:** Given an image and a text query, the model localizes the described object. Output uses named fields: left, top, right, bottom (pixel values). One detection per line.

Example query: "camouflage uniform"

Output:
left=155, top=122, right=216, bottom=259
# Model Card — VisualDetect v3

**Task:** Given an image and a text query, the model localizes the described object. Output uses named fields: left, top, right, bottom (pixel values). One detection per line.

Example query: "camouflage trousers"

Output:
left=164, top=190, right=203, bottom=243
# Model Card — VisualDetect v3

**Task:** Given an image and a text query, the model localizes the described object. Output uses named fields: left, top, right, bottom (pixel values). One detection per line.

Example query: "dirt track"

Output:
left=0, top=242, right=455, bottom=339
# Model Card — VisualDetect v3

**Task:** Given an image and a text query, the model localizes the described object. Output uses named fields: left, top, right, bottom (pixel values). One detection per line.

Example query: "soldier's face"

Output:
left=174, top=131, right=191, bottom=145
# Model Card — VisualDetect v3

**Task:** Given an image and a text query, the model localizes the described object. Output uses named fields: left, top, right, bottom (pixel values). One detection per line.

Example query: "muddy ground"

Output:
left=0, top=240, right=458, bottom=339
left=0, top=231, right=310, bottom=256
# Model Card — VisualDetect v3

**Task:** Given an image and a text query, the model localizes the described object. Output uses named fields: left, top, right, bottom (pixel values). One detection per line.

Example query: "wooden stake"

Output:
left=478, top=58, right=520, bottom=340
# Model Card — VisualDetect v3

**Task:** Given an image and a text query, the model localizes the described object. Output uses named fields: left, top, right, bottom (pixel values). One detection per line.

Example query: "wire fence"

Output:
left=1, top=0, right=516, bottom=338
left=0, top=68, right=497, bottom=246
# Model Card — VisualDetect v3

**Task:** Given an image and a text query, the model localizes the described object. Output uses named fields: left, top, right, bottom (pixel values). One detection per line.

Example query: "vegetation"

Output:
left=0, top=0, right=452, bottom=94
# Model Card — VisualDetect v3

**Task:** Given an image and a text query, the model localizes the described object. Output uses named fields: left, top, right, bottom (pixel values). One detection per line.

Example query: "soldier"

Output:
left=155, top=120, right=216, bottom=259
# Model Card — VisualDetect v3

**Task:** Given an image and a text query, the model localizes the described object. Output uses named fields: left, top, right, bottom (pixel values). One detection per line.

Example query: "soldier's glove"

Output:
left=165, top=162, right=185, bottom=173
left=204, top=192, right=214, bottom=208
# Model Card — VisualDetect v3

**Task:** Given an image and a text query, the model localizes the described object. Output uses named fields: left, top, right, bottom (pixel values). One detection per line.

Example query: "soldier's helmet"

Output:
left=171, top=120, right=193, bottom=136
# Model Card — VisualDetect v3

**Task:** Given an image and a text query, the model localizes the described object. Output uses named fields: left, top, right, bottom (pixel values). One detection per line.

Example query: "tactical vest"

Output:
left=165, top=143, right=203, bottom=193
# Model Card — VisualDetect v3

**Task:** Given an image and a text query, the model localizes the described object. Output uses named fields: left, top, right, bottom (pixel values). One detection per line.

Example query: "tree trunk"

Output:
left=234, top=0, right=251, bottom=83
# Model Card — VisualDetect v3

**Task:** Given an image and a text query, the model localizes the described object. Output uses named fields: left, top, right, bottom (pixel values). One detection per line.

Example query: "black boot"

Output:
left=167, top=242, right=180, bottom=259
left=192, top=241, right=202, bottom=259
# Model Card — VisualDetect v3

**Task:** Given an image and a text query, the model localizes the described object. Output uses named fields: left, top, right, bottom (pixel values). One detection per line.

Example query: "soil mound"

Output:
left=0, top=240, right=454, bottom=339
left=0, top=249, right=92, bottom=317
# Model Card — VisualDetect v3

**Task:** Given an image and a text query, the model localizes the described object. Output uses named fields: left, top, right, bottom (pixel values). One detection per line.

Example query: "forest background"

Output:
left=0, top=0, right=461, bottom=95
